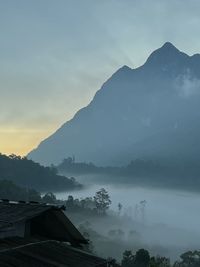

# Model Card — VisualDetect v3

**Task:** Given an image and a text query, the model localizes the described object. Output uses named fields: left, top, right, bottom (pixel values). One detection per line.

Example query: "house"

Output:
left=0, top=199, right=87, bottom=246
left=0, top=200, right=114, bottom=267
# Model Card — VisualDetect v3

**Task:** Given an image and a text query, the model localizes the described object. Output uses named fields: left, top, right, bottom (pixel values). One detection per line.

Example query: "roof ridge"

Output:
left=0, top=199, right=65, bottom=210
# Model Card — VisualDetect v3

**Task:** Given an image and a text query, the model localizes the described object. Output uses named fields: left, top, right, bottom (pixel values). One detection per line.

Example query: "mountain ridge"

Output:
left=28, top=42, right=200, bottom=166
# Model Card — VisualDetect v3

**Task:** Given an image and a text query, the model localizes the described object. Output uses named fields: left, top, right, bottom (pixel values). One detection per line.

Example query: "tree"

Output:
left=150, top=256, right=171, bottom=267
left=174, top=251, right=200, bottom=267
left=107, top=258, right=121, bottom=267
left=118, top=202, right=123, bottom=215
left=42, top=192, right=57, bottom=204
left=121, top=250, right=134, bottom=267
left=94, top=188, right=111, bottom=214
left=134, top=249, right=150, bottom=267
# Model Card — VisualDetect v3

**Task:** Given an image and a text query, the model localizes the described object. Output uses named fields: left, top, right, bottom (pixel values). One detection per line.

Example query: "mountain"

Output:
left=28, top=42, right=200, bottom=166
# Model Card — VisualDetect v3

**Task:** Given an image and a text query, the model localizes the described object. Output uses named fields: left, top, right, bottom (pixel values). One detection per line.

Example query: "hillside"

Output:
left=0, top=154, right=81, bottom=192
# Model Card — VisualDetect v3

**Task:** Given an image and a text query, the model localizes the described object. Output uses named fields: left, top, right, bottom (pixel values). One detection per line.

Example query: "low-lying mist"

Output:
left=56, top=175, right=200, bottom=261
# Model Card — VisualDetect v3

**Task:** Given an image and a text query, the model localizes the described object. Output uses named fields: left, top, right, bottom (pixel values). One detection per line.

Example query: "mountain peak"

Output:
left=28, top=43, right=200, bottom=166
left=161, top=42, right=179, bottom=51
left=111, top=64, right=132, bottom=80
left=145, top=42, right=188, bottom=66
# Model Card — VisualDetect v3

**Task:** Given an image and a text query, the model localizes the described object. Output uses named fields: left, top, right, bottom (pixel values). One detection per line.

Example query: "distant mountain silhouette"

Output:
left=28, top=42, right=200, bottom=166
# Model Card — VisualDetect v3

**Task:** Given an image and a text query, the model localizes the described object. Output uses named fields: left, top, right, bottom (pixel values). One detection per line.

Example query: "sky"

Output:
left=1, top=0, right=200, bottom=156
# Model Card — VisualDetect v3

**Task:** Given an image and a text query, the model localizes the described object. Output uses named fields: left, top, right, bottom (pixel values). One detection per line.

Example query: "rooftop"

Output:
left=0, top=237, right=108, bottom=267
left=0, top=200, right=87, bottom=245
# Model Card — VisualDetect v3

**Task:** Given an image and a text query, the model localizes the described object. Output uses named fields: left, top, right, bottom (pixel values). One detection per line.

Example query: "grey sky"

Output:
left=0, top=0, right=200, bottom=154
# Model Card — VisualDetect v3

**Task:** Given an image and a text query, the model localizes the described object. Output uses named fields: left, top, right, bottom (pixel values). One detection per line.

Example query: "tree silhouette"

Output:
left=94, top=188, right=111, bottom=214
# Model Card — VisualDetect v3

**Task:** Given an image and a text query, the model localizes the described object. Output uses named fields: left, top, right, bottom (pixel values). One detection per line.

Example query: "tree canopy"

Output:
left=0, top=153, right=81, bottom=191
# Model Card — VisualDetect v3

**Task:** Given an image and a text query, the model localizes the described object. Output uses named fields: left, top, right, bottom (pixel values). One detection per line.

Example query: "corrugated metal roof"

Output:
left=0, top=237, right=108, bottom=267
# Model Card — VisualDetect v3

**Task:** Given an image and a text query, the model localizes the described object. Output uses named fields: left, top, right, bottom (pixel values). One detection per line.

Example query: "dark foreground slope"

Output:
left=28, top=42, right=200, bottom=167
left=0, top=154, right=81, bottom=191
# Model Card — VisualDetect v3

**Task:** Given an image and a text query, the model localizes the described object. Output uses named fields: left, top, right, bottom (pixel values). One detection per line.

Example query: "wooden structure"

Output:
left=0, top=200, right=87, bottom=247
left=0, top=200, right=111, bottom=267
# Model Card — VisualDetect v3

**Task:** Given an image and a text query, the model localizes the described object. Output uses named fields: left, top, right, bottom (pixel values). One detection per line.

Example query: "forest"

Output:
left=0, top=153, right=81, bottom=191
left=57, top=157, right=200, bottom=191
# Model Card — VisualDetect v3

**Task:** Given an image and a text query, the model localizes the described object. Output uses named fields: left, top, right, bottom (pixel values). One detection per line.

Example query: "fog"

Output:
left=56, top=177, right=200, bottom=260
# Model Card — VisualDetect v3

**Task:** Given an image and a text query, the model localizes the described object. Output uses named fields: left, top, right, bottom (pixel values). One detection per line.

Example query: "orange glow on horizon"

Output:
left=0, top=128, right=51, bottom=157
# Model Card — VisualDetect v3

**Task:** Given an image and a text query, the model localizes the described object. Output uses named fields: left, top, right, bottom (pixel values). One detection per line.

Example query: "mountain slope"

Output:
left=28, top=42, right=200, bottom=166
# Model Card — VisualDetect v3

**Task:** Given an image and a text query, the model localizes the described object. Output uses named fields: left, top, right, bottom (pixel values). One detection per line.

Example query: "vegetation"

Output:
left=57, top=157, right=200, bottom=191
left=65, top=195, right=97, bottom=214
left=121, top=249, right=170, bottom=267
left=0, top=154, right=81, bottom=191
left=0, top=180, right=199, bottom=267
left=57, top=156, right=115, bottom=175
left=64, top=188, right=111, bottom=215
left=76, top=217, right=200, bottom=267
left=0, top=180, right=41, bottom=202
left=121, top=249, right=151, bottom=267
left=0, top=178, right=112, bottom=217
left=174, top=251, right=200, bottom=267
left=0, top=179, right=80, bottom=204
left=120, top=249, right=200, bottom=267
left=94, top=188, right=112, bottom=214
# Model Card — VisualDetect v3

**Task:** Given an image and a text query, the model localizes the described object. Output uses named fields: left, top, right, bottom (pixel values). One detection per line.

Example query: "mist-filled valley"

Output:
left=1, top=152, right=200, bottom=264
left=2, top=4, right=200, bottom=264
left=54, top=177, right=200, bottom=262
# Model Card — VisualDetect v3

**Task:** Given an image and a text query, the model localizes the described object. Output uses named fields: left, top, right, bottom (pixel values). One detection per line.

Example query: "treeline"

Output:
left=40, top=188, right=112, bottom=216
left=0, top=179, right=52, bottom=202
left=65, top=188, right=111, bottom=215
left=0, top=180, right=41, bottom=202
left=0, top=180, right=111, bottom=217
left=57, top=157, right=200, bottom=191
left=57, top=157, right=162, bottom=177
left=120, top=248, right=200, bottom=267
left=0, top=179, right=77, bottom=204
left=57, top=156, right=115, bottom=175
left=0, top=154, right=81, bottom=191
left=0, top=180, right=77, bottom=203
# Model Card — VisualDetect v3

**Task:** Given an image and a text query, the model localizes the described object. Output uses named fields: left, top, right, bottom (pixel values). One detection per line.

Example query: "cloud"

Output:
left=176, top=70, right=200, bottom=98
